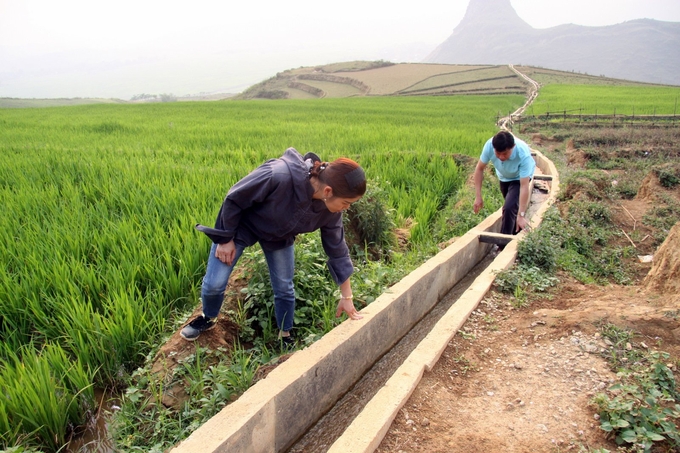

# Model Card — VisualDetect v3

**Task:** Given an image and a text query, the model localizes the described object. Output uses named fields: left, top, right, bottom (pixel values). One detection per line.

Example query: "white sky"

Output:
left=1, top=0, right=679, bottom=99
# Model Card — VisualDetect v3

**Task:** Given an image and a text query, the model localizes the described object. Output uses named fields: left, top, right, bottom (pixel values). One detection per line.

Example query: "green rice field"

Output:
left=528, top=85, right=680, bottom=116
left=0, top=95, right=517, bottom=451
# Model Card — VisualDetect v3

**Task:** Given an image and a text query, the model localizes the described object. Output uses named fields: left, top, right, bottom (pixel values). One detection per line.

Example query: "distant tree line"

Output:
left=130, top=93, right=177, bottom=102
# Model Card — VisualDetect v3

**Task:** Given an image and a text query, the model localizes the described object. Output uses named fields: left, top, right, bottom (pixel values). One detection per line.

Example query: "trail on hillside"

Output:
left=498, top=65, right=540, bottom=130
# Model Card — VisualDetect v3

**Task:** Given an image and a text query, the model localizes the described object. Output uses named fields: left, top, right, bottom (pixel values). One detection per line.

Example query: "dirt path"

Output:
left=498, top=65, right=540, bottom=130
left=377, top=280, right=679, bottom=452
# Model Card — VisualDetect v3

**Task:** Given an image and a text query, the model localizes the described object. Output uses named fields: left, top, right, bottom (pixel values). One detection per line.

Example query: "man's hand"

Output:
left=215, top=241, right=236, bottom=265
left=516, top=215, right=528, bottom=232
left=473, top=197, right=484, bottom=214
left=516, top=176, right=532, bottom=232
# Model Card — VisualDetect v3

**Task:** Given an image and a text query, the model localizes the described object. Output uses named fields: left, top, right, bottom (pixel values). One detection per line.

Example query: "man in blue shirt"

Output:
left=473, top=131, right=536, bottom=240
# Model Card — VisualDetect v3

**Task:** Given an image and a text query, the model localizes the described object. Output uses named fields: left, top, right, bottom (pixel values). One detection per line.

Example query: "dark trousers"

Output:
left=499, top=180, right=521, bottom=236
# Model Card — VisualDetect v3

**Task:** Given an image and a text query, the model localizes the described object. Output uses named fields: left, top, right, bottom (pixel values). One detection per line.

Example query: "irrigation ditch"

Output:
left=168, top=149, right=558, bottom=453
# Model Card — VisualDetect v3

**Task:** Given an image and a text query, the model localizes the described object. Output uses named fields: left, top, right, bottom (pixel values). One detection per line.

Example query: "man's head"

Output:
left=492, top=131, right=515, bottom=161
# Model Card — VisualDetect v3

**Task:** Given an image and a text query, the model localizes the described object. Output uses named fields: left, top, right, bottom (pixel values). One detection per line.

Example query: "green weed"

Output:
left=111, top=345, right=259, bottom=451
left=560, top=170, right=615, bottom=201
left=458, top=331, right=476, bottom=341
left=593, top=349, right=680, bottom=452
left=495, top=265, right=559, bottom=308
left=591, top=324, right=680, bottom=452
left=515, top=203, right=635, bottom=286
left=452, top=355, right=477, bottom=375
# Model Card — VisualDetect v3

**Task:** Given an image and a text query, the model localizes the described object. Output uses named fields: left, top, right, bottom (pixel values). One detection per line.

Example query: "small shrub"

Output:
left=612, top=179, right=639, bottom=199
left=345, top=178, right=397, bottom=261
left=494, top=265, right=559, bottom=306
left=653, top=163, right=680, bottom=189
left=588, top=246, right=635, bottom=285
left=255, top=90, right=289, bottom=99
left=520, top=205, right=635, bottom=285
left=517, top=229, right=559, bottom=273
left=566, top=200, right=612, bottom=228
left=556, top=248, right=596, bottom=284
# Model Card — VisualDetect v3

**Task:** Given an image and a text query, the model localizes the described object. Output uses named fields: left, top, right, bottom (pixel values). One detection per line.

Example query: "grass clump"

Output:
left=0, top=343, right=96, bottom=452
left=652, top=163, right=680, bottom=189
left=528, top=191, right=634, bottom=285
left=494, top=265, right=559, bottom=307
left=345, top=178, right=397, bottom=261
left=494, top=217, right=561, bottom=306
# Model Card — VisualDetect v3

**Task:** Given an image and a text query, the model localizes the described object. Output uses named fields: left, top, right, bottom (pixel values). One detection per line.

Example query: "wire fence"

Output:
left=506, top=107, right=680, bottom=129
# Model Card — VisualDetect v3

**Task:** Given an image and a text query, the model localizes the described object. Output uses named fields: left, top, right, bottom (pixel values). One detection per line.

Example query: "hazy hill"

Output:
left=425, top=0, right=680, bottom=86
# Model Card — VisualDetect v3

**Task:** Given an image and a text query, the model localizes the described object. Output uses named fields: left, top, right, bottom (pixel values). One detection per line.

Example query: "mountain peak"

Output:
left=425, top=0, right=680, bottom=86
left=457, top=0, right=532, bottom=33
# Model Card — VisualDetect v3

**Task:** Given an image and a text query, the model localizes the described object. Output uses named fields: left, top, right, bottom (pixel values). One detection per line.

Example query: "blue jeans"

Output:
left=200, top=242, right=296, bottom=332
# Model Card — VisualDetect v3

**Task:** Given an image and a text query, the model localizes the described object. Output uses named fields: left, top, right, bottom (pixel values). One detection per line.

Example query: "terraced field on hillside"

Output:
left=237, top=61, right=530, bottom=99
left=237, top=60, right=667, bottom=101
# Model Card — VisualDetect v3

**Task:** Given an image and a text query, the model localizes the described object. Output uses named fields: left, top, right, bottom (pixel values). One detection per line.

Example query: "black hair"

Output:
left=492, top=131, right=515, bottom=152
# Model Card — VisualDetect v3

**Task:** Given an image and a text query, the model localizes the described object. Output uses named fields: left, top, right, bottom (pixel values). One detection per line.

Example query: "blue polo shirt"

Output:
left=480, top=136, right=535, bottom=182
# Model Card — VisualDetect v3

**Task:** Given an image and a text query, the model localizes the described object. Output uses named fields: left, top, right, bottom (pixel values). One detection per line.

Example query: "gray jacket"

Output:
left=196, top=148, right=354, bottom=285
